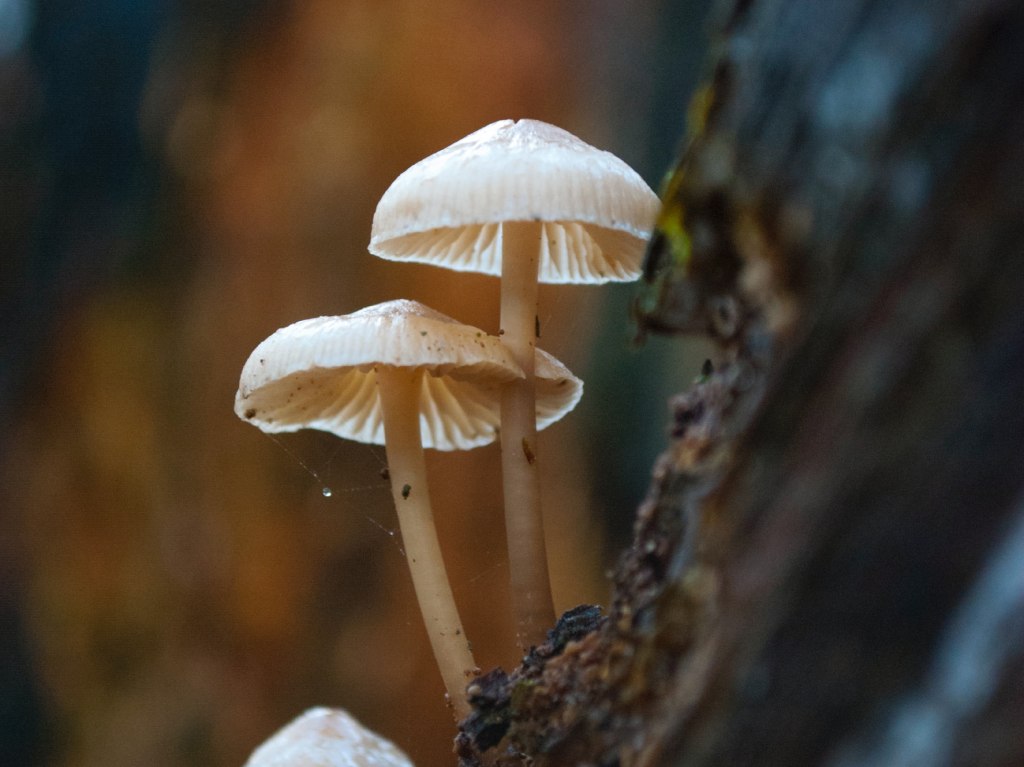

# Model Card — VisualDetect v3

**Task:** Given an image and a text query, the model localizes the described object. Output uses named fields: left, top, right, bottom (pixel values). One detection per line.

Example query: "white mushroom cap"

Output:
left=234, top=299, right=583, bottom=450
left=368, top=119, right=660, bottom=284
left=243, top=707, right=414, bottom=767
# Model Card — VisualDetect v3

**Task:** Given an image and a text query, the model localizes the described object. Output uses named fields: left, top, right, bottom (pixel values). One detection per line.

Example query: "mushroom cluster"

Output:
left=234, top=119, right=657, bottom=742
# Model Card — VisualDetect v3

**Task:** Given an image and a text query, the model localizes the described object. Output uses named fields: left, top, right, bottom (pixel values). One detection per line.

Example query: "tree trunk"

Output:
left=456, top=0, right=1024, bottom=764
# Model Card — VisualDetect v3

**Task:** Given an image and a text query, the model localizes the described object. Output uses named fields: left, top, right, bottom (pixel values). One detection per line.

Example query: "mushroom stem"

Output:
left=377, top=365, right=476, bottom=721
left=499, top=220, right=556, bottom=650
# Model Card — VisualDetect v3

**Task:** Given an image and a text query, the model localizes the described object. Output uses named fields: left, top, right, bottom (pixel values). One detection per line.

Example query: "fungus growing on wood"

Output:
left=234, top=299, right=581, bottom=718
left=369, top=119, right=659, bottom=648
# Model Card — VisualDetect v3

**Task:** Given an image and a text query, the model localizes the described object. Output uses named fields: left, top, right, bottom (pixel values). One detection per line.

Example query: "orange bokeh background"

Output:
left=0, top=2, right=709, bottom=765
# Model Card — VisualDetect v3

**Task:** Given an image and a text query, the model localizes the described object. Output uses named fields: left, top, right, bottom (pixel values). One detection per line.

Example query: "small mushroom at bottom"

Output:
left=244, top=707, right=413, bottom=767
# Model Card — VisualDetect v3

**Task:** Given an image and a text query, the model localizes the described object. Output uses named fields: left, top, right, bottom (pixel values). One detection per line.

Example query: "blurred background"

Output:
left=0, top=1, right=711, bottom=765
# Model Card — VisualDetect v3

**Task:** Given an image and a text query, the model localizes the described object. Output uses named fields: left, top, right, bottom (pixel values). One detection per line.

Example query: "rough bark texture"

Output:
left=456, top=0, right=1024, bottom=764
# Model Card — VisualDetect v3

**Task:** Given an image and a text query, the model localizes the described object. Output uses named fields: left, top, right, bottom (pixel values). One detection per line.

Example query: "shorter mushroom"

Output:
left=244, top=707, right=413, bottom=767
left=234, top=299, right=581, bottom=719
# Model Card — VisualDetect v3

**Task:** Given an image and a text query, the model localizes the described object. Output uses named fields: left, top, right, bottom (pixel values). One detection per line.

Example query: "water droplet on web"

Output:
left=321, top=487, right=333, bottom=497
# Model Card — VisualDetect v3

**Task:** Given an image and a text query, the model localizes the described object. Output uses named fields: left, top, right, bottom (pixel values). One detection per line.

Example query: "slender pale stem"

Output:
left=377, top=365, right=476, bottom=721
left=499, top=220, right=556, bottom=650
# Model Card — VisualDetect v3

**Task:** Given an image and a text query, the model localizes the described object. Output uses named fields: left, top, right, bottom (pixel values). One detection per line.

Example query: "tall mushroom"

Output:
left=234, top=299, right=581, bottom=718
left=368, top=119, right=659, bottom=648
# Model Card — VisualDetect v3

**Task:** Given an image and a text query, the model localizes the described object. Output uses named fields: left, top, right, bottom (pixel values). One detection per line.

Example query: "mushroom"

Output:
left=234, top=299, right=582, bottom=718
left=368, top=119, right=659, bottom=648
left=244, top=707, right=414, bottom=767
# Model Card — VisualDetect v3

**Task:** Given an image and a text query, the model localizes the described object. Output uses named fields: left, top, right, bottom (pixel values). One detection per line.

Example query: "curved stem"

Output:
left=377, top=365, right=476, bottom=720
left=499, top=221, right=556, bottom=650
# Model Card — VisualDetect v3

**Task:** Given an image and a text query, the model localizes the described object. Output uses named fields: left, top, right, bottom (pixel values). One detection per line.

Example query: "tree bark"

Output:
left=457, top=0, right=1024, bottom=765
